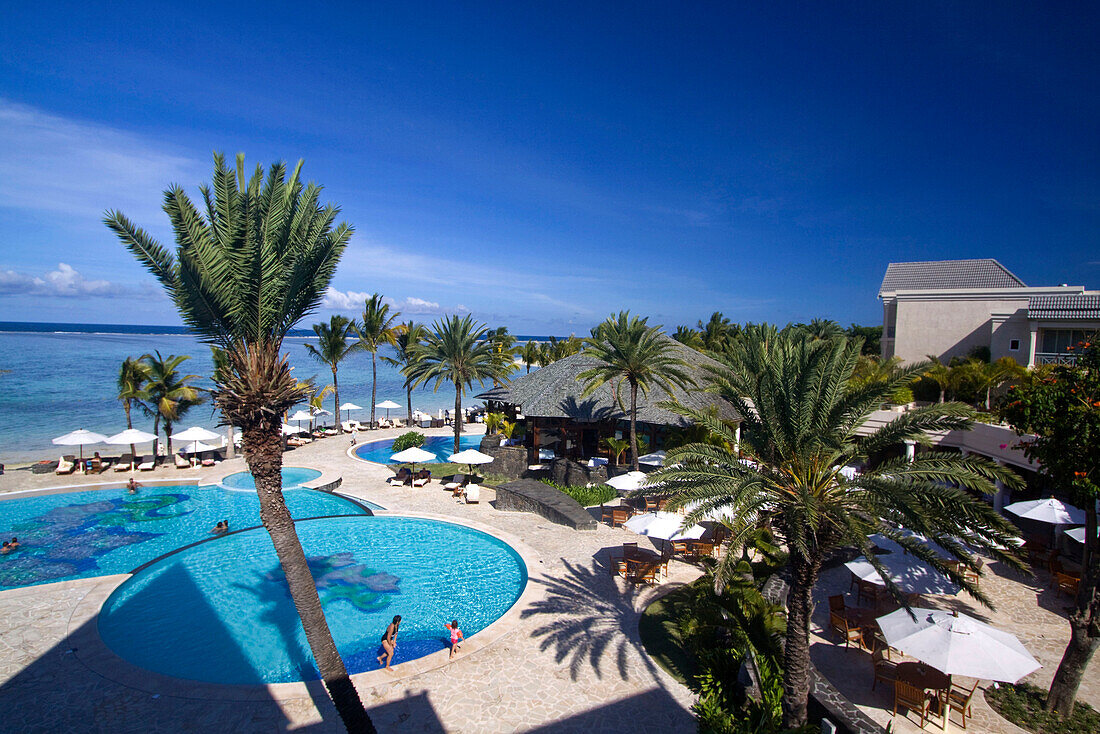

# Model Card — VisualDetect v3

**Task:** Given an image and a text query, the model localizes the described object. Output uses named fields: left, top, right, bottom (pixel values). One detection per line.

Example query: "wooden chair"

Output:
left=945, top=680, right=979, bottom=729
left=857, top=578, right=884, bottom=608
left=870, top=647, right=897, bottom=691
left=893, top=680, right=931, bottom=728
left=964, top=557, right=983, bottom=587
left=627, top=562, right=658, bottom=585
left=829, top=612, right=863, bottom=648
left=828, top=594, right=846, bottom=613
left=1054, top=571, right=1080, bottom=598
left=601, top=506, right=631, bottom=528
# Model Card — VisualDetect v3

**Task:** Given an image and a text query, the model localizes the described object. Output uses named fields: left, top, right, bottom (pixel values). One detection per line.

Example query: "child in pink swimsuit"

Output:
left=444, top=619, right=463, bottom=659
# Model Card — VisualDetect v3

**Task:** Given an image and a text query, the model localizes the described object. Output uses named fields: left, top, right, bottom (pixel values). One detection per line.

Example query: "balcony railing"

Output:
left=1034, top=352, right=1078, bottom=366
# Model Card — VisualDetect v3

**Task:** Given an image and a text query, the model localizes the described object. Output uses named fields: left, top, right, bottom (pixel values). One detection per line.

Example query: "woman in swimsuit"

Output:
left=445, top=619, right=463, bottom=659
left=377, top=615, right=401, bottom=669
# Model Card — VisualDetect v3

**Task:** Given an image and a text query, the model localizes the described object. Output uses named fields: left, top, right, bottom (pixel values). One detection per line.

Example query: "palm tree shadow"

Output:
left=521, top=557, right=670, bottom=682
left=557, top=395, right=616, bottom=423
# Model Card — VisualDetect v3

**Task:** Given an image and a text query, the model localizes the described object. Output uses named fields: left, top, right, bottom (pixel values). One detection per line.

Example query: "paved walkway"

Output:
left=0, top=425, right=700, bottom=733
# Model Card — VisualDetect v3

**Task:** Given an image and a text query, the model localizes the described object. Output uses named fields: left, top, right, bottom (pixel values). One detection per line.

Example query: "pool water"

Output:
left=98, top=516, right=527, bottom=683
left=0, top=485, right=367, bottom=590
left=353, top=434, right=484, bottom=464
left=220, top=467, right=323, bottom=490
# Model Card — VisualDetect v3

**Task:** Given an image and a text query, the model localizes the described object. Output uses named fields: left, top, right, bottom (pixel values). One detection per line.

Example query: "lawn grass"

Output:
left=637, top=582, right=699, bottom=687
left=984, top=683, right=1100, bottom=734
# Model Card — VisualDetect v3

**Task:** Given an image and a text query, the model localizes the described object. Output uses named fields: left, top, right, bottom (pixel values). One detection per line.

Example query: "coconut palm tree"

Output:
left=698, top=311, right=737, bottom=353
left=957, top=357, right=1026, bottom=410
left=579, top=312, right=694, bottom=471
left=305, top=315, right=357, bottom=432
left=355, top=293, right=400, bottom=428
left=407, top=314, right=500, bottom=452
left=117, top=355, right=151, bottom=458
left=521, top=340, right=541, bottom=374
left=672, top=325, right=704, bottom=349
left=381, top=321, right=426, bottom=425
left=645, top=327, right=1026, bottom=728
left=141, top=352, right=204, bottom=456
left=486, top=326, right=520, bottom=386
left=924, top=357, right=958, bottom=403
left=105, top=153, right=374, bottom=732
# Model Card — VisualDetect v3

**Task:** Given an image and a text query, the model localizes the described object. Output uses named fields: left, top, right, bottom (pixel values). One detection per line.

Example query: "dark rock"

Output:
left=495, top=478, right=598, bottom=531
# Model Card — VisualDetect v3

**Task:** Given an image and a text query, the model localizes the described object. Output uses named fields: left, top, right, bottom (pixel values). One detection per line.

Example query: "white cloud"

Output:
left=0, top=263, right=151, bottom=298
left=321, top=287, right=463, bottom=316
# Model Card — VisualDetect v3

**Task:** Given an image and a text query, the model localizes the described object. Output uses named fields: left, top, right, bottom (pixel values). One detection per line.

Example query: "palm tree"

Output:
left=356, top=293, right=400, bottom=428
left=698, top=311, right=737, bottom=353
left=672, top=325, right=704, bottom=349
left=646, top=327, right=1026, bottom=728
left=105, top=153, right=375, bottom=732
left=407, top=314, right=500, bottom=452
left=141, top=352, right=204, bottom=456
left=381, top=321, right=426, bottom=425
left=305, top=315, right=357, bottom=432
left=521, top=340, right=541, bottom=374
left=579, top=312, right=695, bottom=471
left=957, top=357, right=1026, bottom=410
left=486, top=326, right=520, bottom=386
left=924, top=357, right=957, bottom=403
left=117, top=355, right=151, bottom=458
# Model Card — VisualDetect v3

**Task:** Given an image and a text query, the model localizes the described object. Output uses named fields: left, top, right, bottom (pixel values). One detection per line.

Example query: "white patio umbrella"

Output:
left=52, top=429, right=108, bottom=462
left=1006, top=498, right=1086, bottom=525
left=376, top=400, right=401, bottom=421
left=624, top=511, right=705, bottom=541
left=845, top=553, right=960, bottom=596
left=181, top=441, right=217, bottom=454
left=877, top=608, right=1041, bottom=683
left=1064, top=526, right=1098, bottom=544
left=637, top=450, right=667, bottom=466
left=105, top=429, right=158, bottom=469
left=281, top=423, right=306, bottom=436
left=448, top=448, right=494, bottom=474
left=605, top=471, right=649, bottom=493
left=171, top=426, right=222, bottom=455
left=289, top=410, right=314, bottom=432
left=339, top=402, right=363, bottom=424
left=390, top=447, right=437, bottom=464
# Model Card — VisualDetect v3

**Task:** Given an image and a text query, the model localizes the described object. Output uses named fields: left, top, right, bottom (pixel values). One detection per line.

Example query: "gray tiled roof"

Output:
left=1029, top=294, right=1100, bottom=320
left=879, top=259, right=1025, bottom=295
left=476, top=339, right=739, bottom=427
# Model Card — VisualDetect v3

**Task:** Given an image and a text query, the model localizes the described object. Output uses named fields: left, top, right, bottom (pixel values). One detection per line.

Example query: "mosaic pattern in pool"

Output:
left=98, top=516, right=527, bottom=684
left=0, top=485, right=367, bottom=590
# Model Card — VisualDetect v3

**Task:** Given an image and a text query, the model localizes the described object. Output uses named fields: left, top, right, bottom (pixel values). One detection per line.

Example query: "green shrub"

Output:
left=985, top=683, right=1100, bottom=734
left=392, top=431, right=426, bottom=452
left=538, top=479, right=616, bottom=506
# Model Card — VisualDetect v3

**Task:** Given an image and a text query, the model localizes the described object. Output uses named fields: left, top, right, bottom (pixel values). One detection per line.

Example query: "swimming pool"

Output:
left=353, top=434, right=484, bottom=464
left=220, top=467, right=323, bottom=490
left=98, top=516, right=527, bottom=683
left=0, top=485, right=367, bottom=590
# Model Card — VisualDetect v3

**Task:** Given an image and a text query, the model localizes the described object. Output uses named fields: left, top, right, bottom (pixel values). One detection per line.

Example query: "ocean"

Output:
left=0, top=322, right=549, bottom=464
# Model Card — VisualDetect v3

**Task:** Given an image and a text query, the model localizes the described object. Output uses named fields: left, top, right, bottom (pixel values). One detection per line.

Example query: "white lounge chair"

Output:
left=464, top=484, right=481, bottom=504
left=55, top=456, right=76, bottom=475
left=137, top=455, right=156, bottom=471
left=113, top=454, right=135, bottom=472
left=443, top=474, right=466, bottom=491
left=174, top=454, right=191, bottom=469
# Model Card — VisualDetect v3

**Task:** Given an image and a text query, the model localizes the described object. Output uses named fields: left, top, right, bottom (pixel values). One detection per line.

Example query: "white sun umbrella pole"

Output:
left=376, top=400, right=401, bottom=421
left=389, top=446, right=437, bottom=473
left=447, top=448, right=494, bottom=476
left=281, top=423, right=306, bottom=436
left=339, top=402, right=362, bottom=425
left=105, top=429, right=158, bottom=471
left=289, top=409, right=313, bottom=433
left=170, top=426, right=222, bottom=456
left=52, top=429, right=108, bottom=463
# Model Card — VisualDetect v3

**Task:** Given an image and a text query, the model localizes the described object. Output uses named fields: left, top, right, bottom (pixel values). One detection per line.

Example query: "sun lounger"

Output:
left=55, top=455, right=76, bottom=475
left=113, top=453, right=135, bottom=472
left=174, top=453, right=192, bottom=469
left=443, top=474, right=466, bottom=491
left=464, top=484, right=480, bottom=504
left=137, top=455, right=156, bottom=471
left=88, top=458, right=109, bottom=473
left=388, top=468, right=413, bottom=487
left=412, top=470, right=431, bottom=488
left=201, top=454, right=218, bottom=467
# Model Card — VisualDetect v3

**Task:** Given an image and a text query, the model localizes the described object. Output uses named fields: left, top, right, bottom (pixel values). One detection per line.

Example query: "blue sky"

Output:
left=1, top=2, right=1098, bottom=335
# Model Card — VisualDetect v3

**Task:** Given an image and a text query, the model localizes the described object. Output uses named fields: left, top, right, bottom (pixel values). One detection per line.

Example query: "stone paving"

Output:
left=0, top=425, right=700, bottom=733
left=809, top=554, right=1099, bottom=734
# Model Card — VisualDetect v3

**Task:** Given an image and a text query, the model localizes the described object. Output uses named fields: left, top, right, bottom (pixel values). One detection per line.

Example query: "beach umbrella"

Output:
left=52, top=429, right=108, bottom=462
left=289, top=409, right=313, bottom=432
left=624, top=511, right=705, bottom=541
left=170, top=426, right=221, bottom=456
left=180, top=441, right=216, bottom=454
left=448, top=448, right=494, bottom=475
left=105, top=429, right=158, bottom=469
left=339, top=402, right=362, bottom=424
left=376, top=400, right=401, bottom=421
left=605, top=471, right=649, bottom=493
left=877, top=608, right=1041, bottom=683
left=1005, top=498, right=1085, bottom=525
left=638, top=450, right=667, bottom=466
left=844, top=553, right=959, bottom=596
left=1064, top=526, right=1098, bottom=544
left=281, top=423, right=306, bottom=436
left=390, top=447, right=436, bottom=466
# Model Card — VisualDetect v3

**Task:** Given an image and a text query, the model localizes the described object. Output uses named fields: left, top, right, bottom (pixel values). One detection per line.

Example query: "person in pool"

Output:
left=210, top=520, right=229, bottom=535
left=444, top=619, right=463, bottom=659
left=9, top=537, right=19, bottom=549
left=0, top=541, right=10, bottom=555
left=376, top=615, right=401, bottom=669
left=127, top=478, right=140, bottom=494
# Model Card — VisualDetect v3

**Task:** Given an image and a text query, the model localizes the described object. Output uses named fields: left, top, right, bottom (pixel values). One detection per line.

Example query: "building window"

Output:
left=1009, top=339, right=1020, bottom=351
left=1041, top=329, right=1091, bottom=354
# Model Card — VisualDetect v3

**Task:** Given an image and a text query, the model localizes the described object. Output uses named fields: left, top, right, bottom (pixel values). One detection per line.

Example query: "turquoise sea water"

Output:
left=0, top=483, right=368, bottom=590
left=354, top=434, right=484, bottom=464
left=98, top=516, right=527, bottom=683
left=0, top=327, right=495, bottom=463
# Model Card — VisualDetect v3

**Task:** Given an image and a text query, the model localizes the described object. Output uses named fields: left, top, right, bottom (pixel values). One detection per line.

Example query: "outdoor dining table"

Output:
left=897, top=661, right=951, bottom=720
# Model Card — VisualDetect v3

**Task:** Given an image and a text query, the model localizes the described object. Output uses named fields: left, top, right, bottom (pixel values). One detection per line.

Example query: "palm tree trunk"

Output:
left=406, top=382, right=413, bottom=427
left=628, top=381, right=640, bottom=471
left=1045, top=506, right=1099, bottom=715
left=165, top=420, right=173, bottom=457
left=453, top=387, right=463, bottom=453
left=124, top=400, right=137, bottom=461
left=939, top=387, right=945, bottom=403
left=985, top=387, right=992, bottom=411
left=153, top=414, right=161, bottom=460
left=781, top=552, right=820, bottom=729
left=332, top=367, right=341, bottom=433
left=242, top=420, right=376, bottom=733
left=370, top=351, right=377, bottom=428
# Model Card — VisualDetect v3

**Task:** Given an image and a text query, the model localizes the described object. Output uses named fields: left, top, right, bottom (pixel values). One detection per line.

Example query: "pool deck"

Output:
left=0, top=424, right=701, bottom=733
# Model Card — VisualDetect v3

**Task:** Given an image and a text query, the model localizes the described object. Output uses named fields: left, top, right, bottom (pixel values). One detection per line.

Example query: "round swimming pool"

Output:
left=97, top=516, right=527, bottom=684
left=353, top=434, right=483, bottom=464
left=220, top=466, right=322, bottom=490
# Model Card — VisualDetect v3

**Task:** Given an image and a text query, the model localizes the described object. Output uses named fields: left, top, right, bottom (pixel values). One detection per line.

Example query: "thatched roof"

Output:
left=476, top=339, right=739, bottom=427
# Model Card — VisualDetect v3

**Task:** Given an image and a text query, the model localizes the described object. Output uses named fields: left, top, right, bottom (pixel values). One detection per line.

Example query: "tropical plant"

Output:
left=105, top=153, right=374, bottom=731
left=521, top=340, right=542, bottom=373
left=851, top=355, right=915, bottom=404
left=924, top=357, right=959, bottom=403
left=579, top=312, right=694, bottom=471
left=796, top=318, right=844, bottom=341
left=381, top=321, right=426, bottom=425
left=305, top=315, right=357, bottom=432
left=356, top=293, right=401, bottom=428
left=141, top=352, right=204, bottom=456
left=957, top=357, right=1026, bottom=410
left=673, top=325, right=704, bottom=350
left=999, top=339, right=1099, bottom=716
left=407, top=314, right=501, bottom=452
left=500, top=419, right=520, bottom=440
left=846, top=324, right=882, bottom=356
left=537, top=334, right=583, bottom=366
left=486, top=326, right=520, bottom=386
left=117, top=355, right=151, bottom=458
left=484, top=412, right=507, bottom=435
left=644, top=326, right=1025, bottom=727
left=601, top=436, right=630, bottom=465
left=698, top=312, right=738, bottom=353
left=538, top=479, right=616, bottom=507
left=309, top=384, right=335, bottom=428
left=391, top=430, right=426, bottom=452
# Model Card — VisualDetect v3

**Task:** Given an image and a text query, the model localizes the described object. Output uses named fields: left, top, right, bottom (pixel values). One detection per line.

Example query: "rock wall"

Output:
left=478, top=436, right=528, bottom=480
